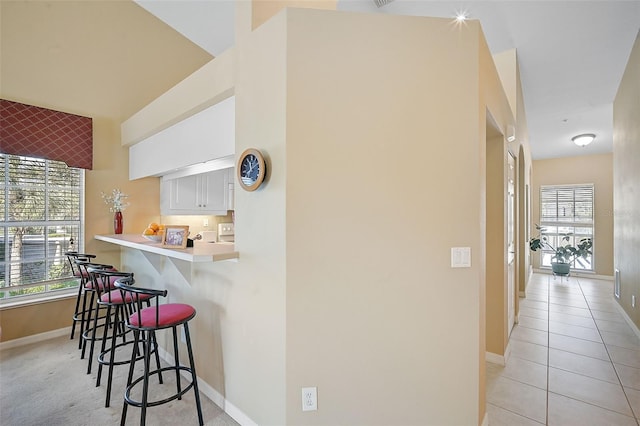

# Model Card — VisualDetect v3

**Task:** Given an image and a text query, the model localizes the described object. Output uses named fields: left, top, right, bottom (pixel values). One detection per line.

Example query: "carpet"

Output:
left=0, top=334, right=239, bottom=426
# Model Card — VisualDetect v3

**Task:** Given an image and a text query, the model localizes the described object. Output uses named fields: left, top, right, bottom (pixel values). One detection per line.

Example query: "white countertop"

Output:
left=95, top=234, right=238, bottom=263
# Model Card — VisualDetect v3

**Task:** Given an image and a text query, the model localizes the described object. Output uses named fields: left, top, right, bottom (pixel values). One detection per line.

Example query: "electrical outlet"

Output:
left=301, top=387, right=317, bottom=411
left=633, top=295, right=636, bottom=308
left=203, top=218, right=209, bottom=227
left=181, top=327, right=186, bottom=344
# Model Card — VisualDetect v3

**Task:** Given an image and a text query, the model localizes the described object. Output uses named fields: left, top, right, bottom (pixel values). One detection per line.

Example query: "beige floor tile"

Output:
left=548, top=287, right=582, bottom=297
left=548, top=321, right=603, bottom=342
left=548, top=303, right=592, bottom=318
left=624, top=386, right=640, bottom=418
left=584, top=293, right=617, bottom=303
left=549, top=311, right=596, bottom=328
left=526, top=285, right=549, bottom=296
left=487, top=376, right=547, bottom=424
left=614, top=363, right=640, bottom=391
left=519, top=306, right=548, bottom=321
left=548, top=333, right=609, bottom=361
left=587, top=300, right=620, bottom=313
left=549, top=348, right=619, bottom=384
left=486, top=403, right=545, bottom=426
left=596, top=318, right=637, bottom=335
left=590, top=309, right=626, bottom=323
left=486, top=361, right=505, bottom=381
left=549, top=296, right=589, bottom=309
left=548, top=367, right=633, bottom=416
left=547, top=392, right=637, bottom=426
left=509, top=340, right=548, bottom=366
left=501, top=356, right=548, bottom=390
left=601, top=330, right=640, bottom=351
left=520, top=299, right=549, bottom=311
left=511, top=326, right=549, bottom=346
left=608, top=345, right=640, bottom=369
left=518, top=315, right=548, bottom=332
left=524, top=292, right=548, bottom=303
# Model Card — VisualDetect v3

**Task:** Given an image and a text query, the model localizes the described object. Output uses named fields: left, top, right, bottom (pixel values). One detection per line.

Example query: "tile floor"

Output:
left=486, top=273, right=640, bottom=426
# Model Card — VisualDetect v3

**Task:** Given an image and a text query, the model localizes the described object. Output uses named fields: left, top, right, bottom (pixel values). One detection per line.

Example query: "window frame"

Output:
left=0, top=154, right=85, bottom=304
left=538, top=183, right=594, bottom=271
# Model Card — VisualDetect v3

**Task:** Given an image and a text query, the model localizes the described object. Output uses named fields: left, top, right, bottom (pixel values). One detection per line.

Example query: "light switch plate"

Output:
left=451, top=247, right=471, bottom=268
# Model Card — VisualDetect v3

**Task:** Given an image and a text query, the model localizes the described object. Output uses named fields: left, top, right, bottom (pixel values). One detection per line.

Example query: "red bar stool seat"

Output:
left=115, top=276, right=204, bottom=426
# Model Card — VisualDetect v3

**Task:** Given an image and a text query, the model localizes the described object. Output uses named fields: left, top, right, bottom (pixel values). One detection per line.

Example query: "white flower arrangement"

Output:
left=101, top=188, right=130, bottom=212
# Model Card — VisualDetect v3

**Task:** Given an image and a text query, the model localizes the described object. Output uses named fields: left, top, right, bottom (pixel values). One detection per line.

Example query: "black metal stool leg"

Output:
left=184, top=322, right=204, bottom=426
left=121, top=329, right=140, bottom=426
left=140, top=330, right=153, bottom=426
left=172, top=326, right=182, bottom=400
left=70, top=284, right=83, bottom=340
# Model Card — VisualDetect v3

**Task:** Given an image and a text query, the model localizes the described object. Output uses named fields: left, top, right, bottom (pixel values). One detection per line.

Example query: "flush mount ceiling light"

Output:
left=373, top=0, right=395, bottom=7
left=572, top=133, right=595, bottom=147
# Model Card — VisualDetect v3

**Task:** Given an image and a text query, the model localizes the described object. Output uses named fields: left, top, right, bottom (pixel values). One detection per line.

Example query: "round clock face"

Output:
left=237, top=148, right=266, bottom=191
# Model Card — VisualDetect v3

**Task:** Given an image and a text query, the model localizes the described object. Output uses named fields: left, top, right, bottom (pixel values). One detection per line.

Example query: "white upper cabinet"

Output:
left=161, top=168, right=231, bottom=215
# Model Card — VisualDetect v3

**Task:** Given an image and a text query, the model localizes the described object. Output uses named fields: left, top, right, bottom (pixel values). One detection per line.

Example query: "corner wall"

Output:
left=613, top=30, right=640, bottom=328
left=284, top=9, right=513, bottom=425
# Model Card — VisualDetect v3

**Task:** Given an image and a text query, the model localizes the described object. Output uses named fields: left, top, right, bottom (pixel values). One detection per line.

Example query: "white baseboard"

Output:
left=613, top=301, right=640, bottom=341
left=486, top=341, right=511, bottom=366
left=481, top=410, right=489, bottom=426
left=157, top=346, right=258, bottom=426
left=0, top=326, right=71, bottom=351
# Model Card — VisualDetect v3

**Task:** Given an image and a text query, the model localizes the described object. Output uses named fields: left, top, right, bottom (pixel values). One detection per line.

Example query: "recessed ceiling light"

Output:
left=572, top=133, right=595, bottom=147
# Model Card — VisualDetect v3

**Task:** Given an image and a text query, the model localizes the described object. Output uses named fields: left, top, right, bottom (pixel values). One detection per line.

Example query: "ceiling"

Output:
left=136, top=0, right=640, bottom=160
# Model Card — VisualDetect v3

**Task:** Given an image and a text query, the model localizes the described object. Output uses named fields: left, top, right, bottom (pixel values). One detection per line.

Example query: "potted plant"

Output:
left=529, top=224, right=593, bottom=275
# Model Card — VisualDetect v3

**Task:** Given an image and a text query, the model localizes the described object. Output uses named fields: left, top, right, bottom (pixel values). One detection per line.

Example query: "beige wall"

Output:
left=613, top=30, right=640, bottom=328
left=531, top=154, right=614, bottom=276
left=284, top=9, right=515, bottom=425
left=485, top=130, right=509, bottom=357
left=0, top=298, right=75, bottom=341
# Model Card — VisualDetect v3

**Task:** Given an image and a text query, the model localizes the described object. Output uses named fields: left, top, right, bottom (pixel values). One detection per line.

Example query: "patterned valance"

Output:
left=0, top=99, right=93, bottom=170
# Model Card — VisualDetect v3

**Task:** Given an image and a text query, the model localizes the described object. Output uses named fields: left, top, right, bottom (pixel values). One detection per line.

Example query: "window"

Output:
left=539, top=184, right=594, bottom=270
left=0, top=154, right=84, bottom=301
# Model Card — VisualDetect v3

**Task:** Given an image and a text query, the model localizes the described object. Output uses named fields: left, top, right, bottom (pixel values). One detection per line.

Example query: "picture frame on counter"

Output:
left=162, top=225, right=189, bottom=249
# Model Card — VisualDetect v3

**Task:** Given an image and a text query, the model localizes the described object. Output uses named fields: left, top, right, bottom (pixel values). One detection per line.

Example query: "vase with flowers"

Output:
left=101, top=189, right=130, bottom=234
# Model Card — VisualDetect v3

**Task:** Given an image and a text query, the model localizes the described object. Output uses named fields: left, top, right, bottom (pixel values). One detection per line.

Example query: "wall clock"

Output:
left=237, top=148, right=267, bottom=191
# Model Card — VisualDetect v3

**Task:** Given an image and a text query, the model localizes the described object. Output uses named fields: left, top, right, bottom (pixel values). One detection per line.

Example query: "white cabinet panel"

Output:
left=161, top=168, right=231, bottom=215
left=129, top=96, right=235, bottom=180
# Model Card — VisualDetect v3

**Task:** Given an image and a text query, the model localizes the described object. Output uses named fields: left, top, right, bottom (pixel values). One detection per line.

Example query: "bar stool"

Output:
left=115, top=276, right=204, bottom=426
left=76, top=260, right=116, bottom=360
left=86, top=268, right=158, bottom=407
left=65, top=251, right=96, bottom=342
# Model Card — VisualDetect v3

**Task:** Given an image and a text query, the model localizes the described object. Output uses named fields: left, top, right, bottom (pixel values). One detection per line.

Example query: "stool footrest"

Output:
left=98, top=339, right=151, bottom=367
left=124, top=366, right=196, bottom=408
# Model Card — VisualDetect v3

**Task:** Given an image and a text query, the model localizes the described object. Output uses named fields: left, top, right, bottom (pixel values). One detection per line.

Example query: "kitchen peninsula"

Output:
left=95, top=234, right=238, bottom=262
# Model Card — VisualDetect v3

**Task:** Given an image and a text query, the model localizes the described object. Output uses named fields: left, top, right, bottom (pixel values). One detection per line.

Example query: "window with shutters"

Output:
left=0, top=153, right=84, bottom=301
left=539, top=184, right=594, bottom=270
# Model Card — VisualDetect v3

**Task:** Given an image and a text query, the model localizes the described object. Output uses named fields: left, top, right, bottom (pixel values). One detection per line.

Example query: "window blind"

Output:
left=1, top=154, right=84, bottom=299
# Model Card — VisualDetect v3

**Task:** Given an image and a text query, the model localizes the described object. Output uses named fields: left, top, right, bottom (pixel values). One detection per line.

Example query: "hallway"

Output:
left=487, top=273, right=640, bottom=425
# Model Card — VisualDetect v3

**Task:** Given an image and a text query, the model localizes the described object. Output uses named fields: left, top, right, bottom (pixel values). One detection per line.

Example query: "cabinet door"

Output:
left=227, top=167, right=235, bottom=210
left=170, top=174, right=199, bottom=210
left=200, top=169, right=227, bottom=211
